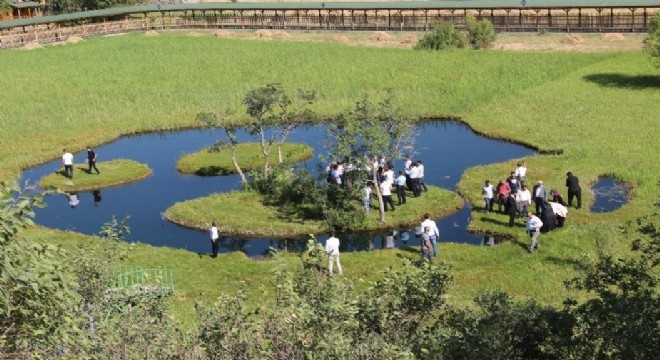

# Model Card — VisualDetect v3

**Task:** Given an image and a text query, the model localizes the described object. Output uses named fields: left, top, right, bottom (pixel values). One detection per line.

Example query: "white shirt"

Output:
left=325, top=236, right=340, bottom=255
left=404, top=158, right=412, bottom=170
left=515, top=166, right=527, bottom=178
left=67, top=194, right=79, bottom=207
left=549, top=202, right=568, bottom=217
left=483, top=184, right=494, bottom=199
left=516, top=189, right=532, bottom=204
left=62, top=152, right=74, bottom=165
left=526, top=215, right=543, bottom=231
left=420, top=219, right=440, bottom=238
left=409, top=166, right=419, bottom=179
left=380, top=181, right=392, bottom=196
left=418, top=164, right=425, bottom=178
left=210, top=226, right=219, bottom=240
left=384, top=169, right=394, bottom=184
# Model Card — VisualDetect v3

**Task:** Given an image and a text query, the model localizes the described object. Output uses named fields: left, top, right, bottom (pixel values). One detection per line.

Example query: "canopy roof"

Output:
left=2, top=1, right=659, bottom=29
left=5, top=0, right=43, bottom=9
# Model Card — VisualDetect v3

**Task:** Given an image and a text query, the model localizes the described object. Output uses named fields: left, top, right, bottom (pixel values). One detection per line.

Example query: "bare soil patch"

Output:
left=602, top=33, right=625, bottom=42
left=23, top=42, right=43, bottom=50
left=561, top=35, right=584, bottom=44
left=187, top=32, right=204, bottom=37
left=66, top=36, right=83, bottom=44
left=369, top=31, right=392, bottom=41
left=332, top=35, right=350, bottom=44
left=145, top=30, right=159, bottom=36
left=254, top=30, right=272, bottom=38
left=213, top=30, right=232, bottom=38
left=273, top=31, right=291, bottom=40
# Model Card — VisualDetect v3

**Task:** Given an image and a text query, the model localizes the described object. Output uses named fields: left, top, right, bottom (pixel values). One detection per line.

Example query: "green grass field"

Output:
left=2, top=32, right=658, bottom=326
left=176, top=142, right=313, bottom=175
left=39, top=159, right=152, bottom=191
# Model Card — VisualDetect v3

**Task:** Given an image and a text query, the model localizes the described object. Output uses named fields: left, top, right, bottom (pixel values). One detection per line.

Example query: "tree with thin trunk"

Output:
left=326, top=91, right=415, bottom=222
left=195, top=107, right=248, bottom=185
left=242, top=84, right=317, bottom=177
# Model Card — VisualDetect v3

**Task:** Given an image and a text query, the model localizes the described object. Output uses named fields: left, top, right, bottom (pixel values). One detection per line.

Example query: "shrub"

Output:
left=465, top=13, right=497, bottom=49
left=646, top=12, right=660, bottom=67
left=415, top=22, right=468, bottom=50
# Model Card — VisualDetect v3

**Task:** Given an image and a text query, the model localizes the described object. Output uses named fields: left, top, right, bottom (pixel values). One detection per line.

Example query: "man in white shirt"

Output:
left=420, top=213, right=440, bottom=257
left=482, top=180, right=495, bottom=213
left=515, top=161, right=527, bottom=184
left=325, top=230, right=342, bottom=276
left=516, top=184, right=532, bottom=218
left=383, top=165, right=395, bottom=184
left=417, top=160, right=428, bottom=193
left=379, top=180, right=396, bottom=212
left=210, top=221, right=219, bottom=258
left=362, top=181, right=373, bottom=214
left=409, top=162, right=421, bottom=197
left=62, top=148, right=74, bottom=179
left=526, top=211, right=543, bottom=253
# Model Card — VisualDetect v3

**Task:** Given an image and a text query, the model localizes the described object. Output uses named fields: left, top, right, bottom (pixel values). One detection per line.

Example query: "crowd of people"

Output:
left=482, top=161, right=582, bottom=253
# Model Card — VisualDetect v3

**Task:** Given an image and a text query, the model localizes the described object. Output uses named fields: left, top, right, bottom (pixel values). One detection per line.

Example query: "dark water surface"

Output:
left=22, top=121, right=534, bottom=256
left=590, top=177, right=629, bottom=213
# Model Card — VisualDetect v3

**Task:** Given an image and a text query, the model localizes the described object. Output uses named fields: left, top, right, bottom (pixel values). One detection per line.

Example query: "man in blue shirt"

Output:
left=395, top=171, right=407, bottom=205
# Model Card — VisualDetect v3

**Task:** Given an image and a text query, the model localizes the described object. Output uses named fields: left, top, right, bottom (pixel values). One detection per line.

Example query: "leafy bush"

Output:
left=415, top=22, right=468, bottom=50
left=646, top=12, right=660, bottom=67
left=466, top=13, right=497, bottom=49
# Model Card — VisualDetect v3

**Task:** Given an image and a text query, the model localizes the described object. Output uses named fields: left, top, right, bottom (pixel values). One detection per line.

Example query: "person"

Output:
left=483, top=180, right=495, bottom=213
left=92, top=190, right=102, bottom=207
left=507, top=171, right=520, bottom=193
left=383, top=164, right=395, bottom=185
left=496, top=179, right=511, bottom=213
left=330, top=163, right=341, bottom=185
left=516, top=184, right=532, bottom=218
left=417, top=160, right=428, bottom=193
left=549, top=201, right=568, bottom=228
left=526, top=211, right=543, bottom=253
left=409, top=162, right=421, bottom=197
left=566, top=171, right=582, bottom=209
left=362, top=181, right=373, bottom=214
left=420, top=213, right=440, bottom=257
left=533, top=180, right=547, bottom=216
left=66, top=193, right=79, bottom=208
left=62, top=149, right=74, bottom=179
left=325, top=230, right=342, bottom=276
left=514, top=161, right=527, bottom=184
left=395, top=171, right=407, bottom=205
left=86, top=146, right=100, bottom=175
left=550, top=188, right=566, bottom=206
left=210, top=221, right=219, bottom=258
left=421, top=226, right=433, bottom=262
left=506, top=190, right=518, bottom=227
left=379, top=180, right=395, bottom=212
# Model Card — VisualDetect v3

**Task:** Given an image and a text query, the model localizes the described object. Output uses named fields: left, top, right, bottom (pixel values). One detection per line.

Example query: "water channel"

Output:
left=21, top=121, right=536, bottom=256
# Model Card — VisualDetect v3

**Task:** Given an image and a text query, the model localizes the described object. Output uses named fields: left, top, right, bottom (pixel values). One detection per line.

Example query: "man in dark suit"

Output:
left=532, top=180, right=547, bottom=216
left=566, top=172, right=582, bottom=209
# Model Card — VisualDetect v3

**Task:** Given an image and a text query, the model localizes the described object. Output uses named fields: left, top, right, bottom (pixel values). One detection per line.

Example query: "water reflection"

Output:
left=590, top=177, right=629, bottom=213
left=66, top=193, right=80, bottom=208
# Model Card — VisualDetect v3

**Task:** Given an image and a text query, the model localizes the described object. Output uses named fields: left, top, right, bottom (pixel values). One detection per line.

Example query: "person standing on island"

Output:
left=86, top=146, right=100, bottom=175
left=420, top=213, right=440, bottom=257
left=210, top=221, right=219, bottom=258
left=62, top=149, right=74, bottom=179
left=566, top=172, right=582, bottom=209
left=325, top=230, right=342, bottom=276
left=526, top=211, right=543, bottom=253
left=533, top=180, right=547, bottom=216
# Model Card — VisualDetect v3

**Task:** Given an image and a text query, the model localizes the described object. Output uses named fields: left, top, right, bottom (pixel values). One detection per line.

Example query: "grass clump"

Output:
left=163, top=186, right=462, bottom=238
left=176, top=142, right=313, bottom=176
left=39, top=159, right=151, bottom=192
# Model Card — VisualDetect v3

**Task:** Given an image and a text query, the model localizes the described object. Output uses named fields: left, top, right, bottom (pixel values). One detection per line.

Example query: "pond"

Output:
left=21, top=121, right=535, bottom=256
left=590, top=177, right=629, bottom=213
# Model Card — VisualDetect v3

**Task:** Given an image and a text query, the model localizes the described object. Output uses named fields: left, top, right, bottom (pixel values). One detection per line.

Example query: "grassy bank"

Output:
left=2, top=33, right=658, bottom=322
left=39, top=159, right=152, bottom=191
left=164, top=186, right=463, bottom=237
left=176, top=142, right=313, bottom=175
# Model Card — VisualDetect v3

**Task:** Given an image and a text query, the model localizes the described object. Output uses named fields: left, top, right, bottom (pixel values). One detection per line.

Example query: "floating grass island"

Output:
left=177, top=143, right=314, bottom=176
left=39, top=159, right=152, bottom=192
left=164, top=185, right=463, bottom=237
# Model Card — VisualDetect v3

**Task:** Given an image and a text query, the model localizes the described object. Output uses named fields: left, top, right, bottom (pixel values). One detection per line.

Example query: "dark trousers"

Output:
left=411, top=178, right=421, bottom=197
left=568, top=190, right=581, bottom=209
left=396, top=185, right=406, bottom=205
left=211, top=239, right=219, bottom=258
left=88, top=161, right=100, bottom=174
left=498, top=196, right=507, bottom=213
left=419, top=177, right=428, bottom=192
left=535, top=197, right=544, bottom=215
left=508, top=210, right=517, bottom=227
left=557, top=216, right=565, bottom=228
left=382, top=195, right=395, bottom=211
left=64, top=164, right=73, bottom=178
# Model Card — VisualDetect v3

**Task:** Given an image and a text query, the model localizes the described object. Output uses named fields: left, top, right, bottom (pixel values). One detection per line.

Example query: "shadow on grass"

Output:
left=544, top=255, right=592, bottom=272
left=583, top=73, right=660, bottom=90
left=479, top=216, right=527, bottom=230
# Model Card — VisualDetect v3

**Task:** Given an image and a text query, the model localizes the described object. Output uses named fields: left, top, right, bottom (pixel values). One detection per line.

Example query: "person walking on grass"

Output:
left=566, top=171, right=582, bottom=209
left=507, top=190, right=518, bottom=227
left=380, top=180, right=396, bottom=212
left=526, top=211, right=543, bottom=253
left=420, top=213, right=440, bottom=257
left=483, top=180, right=495, bottom=213
left=325, top=230, right=342, bottom=276
left=86, top=146, right=100, bottom=175
left=210, top=221, right=219, bottom=258
left=421, top=226, right=433, bottom=262
left=62, top=149, right=74, bottom=179
left=516, top=184, right=532, bottom=218
left=362, top=181, right=373, bottom=214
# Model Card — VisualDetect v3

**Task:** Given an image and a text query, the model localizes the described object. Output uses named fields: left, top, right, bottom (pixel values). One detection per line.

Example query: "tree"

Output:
left=196, top=105, right=248, bottom=185
left=645, top=12, right=660, bottom=67
left=242, top=84, right=317, bottom=177
left=327, top=91, right=415, bottom=221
